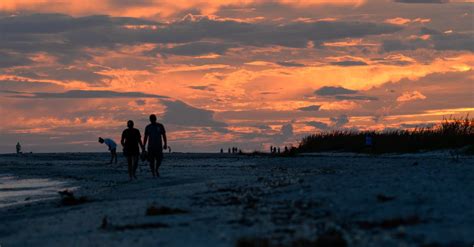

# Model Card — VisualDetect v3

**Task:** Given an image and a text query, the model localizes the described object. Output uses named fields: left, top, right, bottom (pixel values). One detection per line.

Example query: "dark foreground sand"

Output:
left=0, top=152, right=473, bottom=246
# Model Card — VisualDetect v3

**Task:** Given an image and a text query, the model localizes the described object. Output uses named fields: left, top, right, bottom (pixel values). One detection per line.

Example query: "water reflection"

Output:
left=0, top=174, right=73, bottom=208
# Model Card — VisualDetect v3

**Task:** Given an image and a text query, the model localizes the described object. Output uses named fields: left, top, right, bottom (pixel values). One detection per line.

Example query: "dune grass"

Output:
left=298, top=116, right=474, bottom=154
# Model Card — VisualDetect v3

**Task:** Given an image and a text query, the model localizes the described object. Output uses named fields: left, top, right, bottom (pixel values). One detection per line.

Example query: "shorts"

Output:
left=123, top=146, right=139, bottom=157
left=148, top=150, right=163, bottom=162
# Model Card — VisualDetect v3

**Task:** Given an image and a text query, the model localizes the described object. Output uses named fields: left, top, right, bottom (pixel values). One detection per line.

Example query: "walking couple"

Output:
left=121, top=114, right=167, bottom=180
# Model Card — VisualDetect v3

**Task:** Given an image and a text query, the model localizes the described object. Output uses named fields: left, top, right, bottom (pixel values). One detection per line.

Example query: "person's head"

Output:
left=149, top=114, right=157, bottom=123
left=127, top=120, right=134, bottom=128
left=98, top=137, right=104, bottom=143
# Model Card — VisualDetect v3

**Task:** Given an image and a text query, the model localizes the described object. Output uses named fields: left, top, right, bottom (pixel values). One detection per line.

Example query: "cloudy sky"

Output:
left=0, top=0, right=472, bottom=153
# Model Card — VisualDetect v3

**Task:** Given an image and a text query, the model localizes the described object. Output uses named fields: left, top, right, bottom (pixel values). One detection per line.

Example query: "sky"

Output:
left=0, top=0, right=473, bottom=153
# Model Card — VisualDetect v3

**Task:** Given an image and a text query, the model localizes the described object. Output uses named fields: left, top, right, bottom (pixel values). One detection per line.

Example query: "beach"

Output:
left=0, top=152, right=473, bottom=246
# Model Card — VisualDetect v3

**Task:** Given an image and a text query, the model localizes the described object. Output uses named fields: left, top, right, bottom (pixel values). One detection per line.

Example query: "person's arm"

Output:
left=138, top=130, right=145, bottom=152
left=143, top=126, right=148, bottom=148
left=162, top=125, right=168, bottom=150
left=121, top=131, right=125, bottom=147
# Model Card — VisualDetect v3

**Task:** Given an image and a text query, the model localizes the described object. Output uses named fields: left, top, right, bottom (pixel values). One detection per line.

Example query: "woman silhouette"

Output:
left=121, top=120, right=144, bottom=180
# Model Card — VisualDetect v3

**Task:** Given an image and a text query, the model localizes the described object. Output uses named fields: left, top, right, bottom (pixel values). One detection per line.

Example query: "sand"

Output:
left=0, top=152, right=473, bottom=246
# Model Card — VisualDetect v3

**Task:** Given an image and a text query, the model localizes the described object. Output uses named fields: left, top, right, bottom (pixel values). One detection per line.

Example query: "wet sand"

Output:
left=0, top=152, right=473, bottom=246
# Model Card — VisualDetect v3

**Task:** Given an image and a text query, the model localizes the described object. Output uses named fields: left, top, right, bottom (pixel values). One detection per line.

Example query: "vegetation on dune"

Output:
left=298, top=116, right=474, bottom=154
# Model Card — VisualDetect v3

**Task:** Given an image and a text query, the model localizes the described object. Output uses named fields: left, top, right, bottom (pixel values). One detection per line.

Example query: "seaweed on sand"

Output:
left=58, top=190, right=90, bottom=206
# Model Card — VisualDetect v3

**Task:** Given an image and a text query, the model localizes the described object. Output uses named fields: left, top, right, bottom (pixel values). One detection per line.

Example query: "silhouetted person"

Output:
left=277, top=147, right=281, bottom=154
left=144, top=114, right=167, bottom=178
left=16, top=142, right=21, bottom=155
left=98, top=137, right=117, bottom=164
left=121, top=120, right=144, bottom=180
left=220, top=148, right=223, bottom=154
left=365, top=134, right=374, bottom=153
left=284, top=146, right=289, bottom=153
left=270, top=145, right=273, bottom=154
left=273, top=147, right=277, bottom=154
left=228, top=148, right=231, bottom=154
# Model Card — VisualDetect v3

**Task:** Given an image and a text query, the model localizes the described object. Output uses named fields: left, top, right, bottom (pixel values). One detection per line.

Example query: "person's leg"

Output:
left=155, top=153, right=163, bottom=177
left=149, top=154, right=156, bottom=177
left=132, top=155, right=139, bottom=179
left=112, top=149, right=117, bottom=164
left=109, top=150, right=114, bottom=164
left=126, top=156, right=133, bottom=180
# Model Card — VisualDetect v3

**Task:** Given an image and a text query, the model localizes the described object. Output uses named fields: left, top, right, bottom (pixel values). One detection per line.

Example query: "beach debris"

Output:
left=357, top=215, right=422, bottom=229
left=58, top=189, right=89, bottom=206
left=146, top=205, right=188, bottom=216
left=376, top=194, right=396, bottom=203
left=99, top=215, right=169, bottom=231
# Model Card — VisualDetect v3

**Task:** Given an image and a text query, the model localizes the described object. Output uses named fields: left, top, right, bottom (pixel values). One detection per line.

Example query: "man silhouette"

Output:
left=16, top=142, right=21, bottom=155
left=144, top=114, right=167, bottom=177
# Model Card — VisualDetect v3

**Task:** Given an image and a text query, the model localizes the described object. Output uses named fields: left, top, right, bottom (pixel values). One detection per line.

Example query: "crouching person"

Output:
left=99, top=137, right=118, bottom=164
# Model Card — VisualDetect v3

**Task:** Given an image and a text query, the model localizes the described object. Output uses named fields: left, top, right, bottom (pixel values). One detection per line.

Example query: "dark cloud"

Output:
left=0, top=13, right=158, bottom=34
left=158, top=41, right=236, bottom=56
left=189, top=85, right=215, bottom=91
left=276, top=61, right=306, bottom=67
left=0, top=80, right=63, bottom=92
left=330, top=115, right=349, bottom=127
left=400, top=123, right=436, bottom=128
left=394, top=0, right=449, bottom=3
left=334, top=95, right=378, bottom=101
left=297, top=105, right=321, bottom=111
left=382, top=39, right=429, bottom=52
left=135, top=99, right=146, bottom=105
left=330, top=61, right=368, bottom=66
left=0, top=14, right=402, bottom=66
left=306, top=121, right=330, bottom=130
left=2, top=90, right=168, bottom=99
left=314, top=86, right=358, bottom=96
left=22, top=67, right=112, bottom=85
left=255, top=124, right=272, bottom=130
left=273, top=123, right=294, bottom=143
left=161, top=100, right=227, bottom=128
left=0, top=51, right=33, bottom=68
left=383, top=28, right=473, bottom=52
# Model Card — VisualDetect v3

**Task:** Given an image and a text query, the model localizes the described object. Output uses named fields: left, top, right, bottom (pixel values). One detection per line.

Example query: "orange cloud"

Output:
left=0, top=0, right=366, bottom=18
left=385, top=17, right=431, bottom=25
left=396, top=91, right=427, bottom=102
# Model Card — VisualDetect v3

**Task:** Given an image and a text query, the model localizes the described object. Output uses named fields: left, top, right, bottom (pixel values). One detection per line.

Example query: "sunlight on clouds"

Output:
left=0, top=0, right=367, bottom=18
left=396, top=91, right=427, bottom=102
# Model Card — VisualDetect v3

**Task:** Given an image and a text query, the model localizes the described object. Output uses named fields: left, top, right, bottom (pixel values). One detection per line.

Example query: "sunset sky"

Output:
left=0, top=0, right=473, bottom=153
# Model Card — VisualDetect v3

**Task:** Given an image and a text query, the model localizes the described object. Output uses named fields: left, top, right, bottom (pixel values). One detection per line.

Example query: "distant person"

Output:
left=365, top=134, right=374, bottom=153
left=144, top=114, right=167, bottom=178
left=228, top=148, right=231, bottom=154
left=16, top=142, right=21, bottom=155
left=277, top=147, right=281, bottom=154
left=284, top=146, right=289, bottom=153
left=270, top=145, right=273, bottom=154
left=98, top=137, right=118, bottom=164
left=220, top=148, right=223, bottom=154
left=273, top=147, right=277, bottom=154
left=121, top=120, right=144, bottom=180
